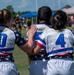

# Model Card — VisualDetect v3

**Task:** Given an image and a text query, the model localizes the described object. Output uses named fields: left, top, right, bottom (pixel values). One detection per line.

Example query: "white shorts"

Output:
left=47, top=59, right=74, bottom=75
left=28, top=59, right=48, bottom=75
left=0, top=62, right=19, bottom=75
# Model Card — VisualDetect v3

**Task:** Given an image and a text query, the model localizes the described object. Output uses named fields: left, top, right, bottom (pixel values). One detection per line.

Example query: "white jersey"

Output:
left=36, top=28, right=74, bottom=57
left=26, top=24, right=50, bottom=51
left=0, top=25, right=26, bottom=75
left=0, top=26, right=15, bottom=53
left=0, top=26, right=26, bottom=61
left=28, top=24, right=51, bottom=75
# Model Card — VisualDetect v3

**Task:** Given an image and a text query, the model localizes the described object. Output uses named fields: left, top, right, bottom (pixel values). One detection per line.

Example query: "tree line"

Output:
left=5, top=5, right=31, bottom=17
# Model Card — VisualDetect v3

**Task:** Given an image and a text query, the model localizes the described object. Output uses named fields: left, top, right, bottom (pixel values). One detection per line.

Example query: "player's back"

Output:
left=44, top=28, right=74, bottom=57
left=26, top=24, right=50, bottom=51
left=0, top=26, right=15, bottom=53
left=34, top=24, right=49, bottom=49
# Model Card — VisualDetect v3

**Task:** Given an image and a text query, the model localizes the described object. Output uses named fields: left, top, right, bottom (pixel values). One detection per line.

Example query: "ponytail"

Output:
left=0, top=10, right=4, bottom=23
left=0, top=9, right=12, bottom=24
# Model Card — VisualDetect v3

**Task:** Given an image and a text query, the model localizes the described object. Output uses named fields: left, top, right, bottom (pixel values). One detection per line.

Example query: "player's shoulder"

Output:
left=62, top=28, right=74, bottom=36
left=65, top=28, right=73, bottom=33
left=45, top=27, right=55, bottom=32
left=42, top=27, right=55, bottom=35
left=70, top=29, right=74, bottom=35
left=35, top=24, right=49, bottom=28
left=2, top=26, right=15, bottom=35
left=35, top=24, right=50, bottom=31
left=13, top=30, right=21, bottom=36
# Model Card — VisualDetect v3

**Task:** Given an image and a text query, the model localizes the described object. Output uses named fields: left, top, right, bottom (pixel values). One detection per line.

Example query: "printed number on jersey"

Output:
left=0, top=34, right=7, bottom=47
left=56, top=34, right=65, bottom=47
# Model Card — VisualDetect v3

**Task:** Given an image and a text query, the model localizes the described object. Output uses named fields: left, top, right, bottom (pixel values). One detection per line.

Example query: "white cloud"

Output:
left=17, top=0, right=31, bottom=8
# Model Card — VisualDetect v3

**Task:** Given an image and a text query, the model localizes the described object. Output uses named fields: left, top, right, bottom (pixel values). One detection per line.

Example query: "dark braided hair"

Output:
left=52, top=10, right=68, bottom=29
left=37, top=6, right=52, bottom=25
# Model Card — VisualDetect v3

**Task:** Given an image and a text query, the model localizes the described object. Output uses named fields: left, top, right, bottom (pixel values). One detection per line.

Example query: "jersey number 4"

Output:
left=56, top=34, right=65, bottom=47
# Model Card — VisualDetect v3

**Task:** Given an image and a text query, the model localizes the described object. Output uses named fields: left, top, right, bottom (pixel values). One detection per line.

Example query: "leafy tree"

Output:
left=6, top=5, right=14, bottom=13
left=6, top=5, right=16, bottom=17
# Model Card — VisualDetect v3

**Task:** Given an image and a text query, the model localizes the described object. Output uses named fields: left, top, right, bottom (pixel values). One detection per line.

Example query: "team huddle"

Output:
left=0, top=6, right=74, bottom=75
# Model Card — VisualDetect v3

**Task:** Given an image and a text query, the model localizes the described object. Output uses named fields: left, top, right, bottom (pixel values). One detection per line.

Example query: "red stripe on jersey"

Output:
left=0, top=53, right=10, bottom=56
left=36, top=42, right=44, bottom=48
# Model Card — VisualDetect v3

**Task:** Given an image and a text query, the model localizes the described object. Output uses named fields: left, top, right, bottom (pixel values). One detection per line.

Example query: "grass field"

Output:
left=13, top=28, right=29, bottom=75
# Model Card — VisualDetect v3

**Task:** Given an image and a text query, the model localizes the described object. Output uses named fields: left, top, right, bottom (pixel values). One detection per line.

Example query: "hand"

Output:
left=28, top=26, right=37, bottom=38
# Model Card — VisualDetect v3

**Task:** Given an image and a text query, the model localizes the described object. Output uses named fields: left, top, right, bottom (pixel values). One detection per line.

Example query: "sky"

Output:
left=0, top=0, right=74, bottom=12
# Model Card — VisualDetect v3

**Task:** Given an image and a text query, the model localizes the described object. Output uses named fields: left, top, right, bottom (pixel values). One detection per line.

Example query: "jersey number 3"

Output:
left=0, top=34, right=7, bottom=47
left=56, top=34, right=65, bottom=47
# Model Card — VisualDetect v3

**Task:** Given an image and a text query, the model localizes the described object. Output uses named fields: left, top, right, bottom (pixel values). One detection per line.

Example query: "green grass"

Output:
left=13, top=28, right=29, bottom=75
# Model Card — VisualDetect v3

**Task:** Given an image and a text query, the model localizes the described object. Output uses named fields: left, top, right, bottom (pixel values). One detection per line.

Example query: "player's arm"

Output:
left=15, top=26, right=37, bottom=54
left=33, top=30, right=46, bottom=54
left=33, top=45, right=41, bottom=54
left=25, top=25, right=35, bottom=64
left=20, top=26, right=37, bottom=53
left=27, top=46, right=41, bottom=64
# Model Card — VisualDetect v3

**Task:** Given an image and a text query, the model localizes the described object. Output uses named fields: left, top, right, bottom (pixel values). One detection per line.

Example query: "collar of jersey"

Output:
left=55, top=28, right=65, bottom=32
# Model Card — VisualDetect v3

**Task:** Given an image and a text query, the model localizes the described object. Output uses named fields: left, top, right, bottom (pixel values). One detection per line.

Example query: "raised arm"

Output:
left=19, top=26, right=37, bottom=53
